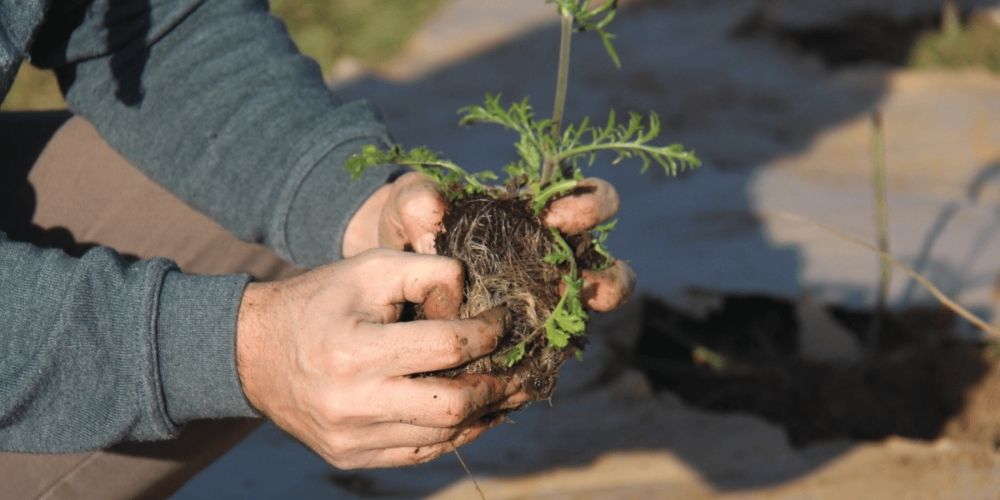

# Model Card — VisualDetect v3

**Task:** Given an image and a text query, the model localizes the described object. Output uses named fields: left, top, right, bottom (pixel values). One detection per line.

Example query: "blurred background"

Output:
left=5, top=0, right=997, bottom=111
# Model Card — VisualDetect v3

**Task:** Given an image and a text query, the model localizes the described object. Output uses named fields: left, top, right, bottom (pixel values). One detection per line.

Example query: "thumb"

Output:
left=361, top=249, right=464, bottom=320
left=544, top=178, right=619, bottom=235
left=383, top=173, right=447, bottom=254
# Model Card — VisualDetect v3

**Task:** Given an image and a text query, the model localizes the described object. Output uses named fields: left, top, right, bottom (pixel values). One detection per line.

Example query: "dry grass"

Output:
left=909, top=18, right=1000, bottom=73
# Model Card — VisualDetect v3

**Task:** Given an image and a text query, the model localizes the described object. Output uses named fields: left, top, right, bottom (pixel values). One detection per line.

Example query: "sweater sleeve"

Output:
left=0, top=233, right=257, bottom=453
left=29, top=0, right=396, bottom=267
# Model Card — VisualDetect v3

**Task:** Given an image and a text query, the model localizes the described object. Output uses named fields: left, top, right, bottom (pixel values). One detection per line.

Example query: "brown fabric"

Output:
left=0, top=113, right=300, bottom=499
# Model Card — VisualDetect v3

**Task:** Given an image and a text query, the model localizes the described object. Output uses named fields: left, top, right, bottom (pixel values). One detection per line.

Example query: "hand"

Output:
left=543, top=178, right=636, bottom=311
left=342, top=172, right=446, bottom=257
left=343, top=173, right=635, bottom=310
left=236, top=249, right=528, bottom=469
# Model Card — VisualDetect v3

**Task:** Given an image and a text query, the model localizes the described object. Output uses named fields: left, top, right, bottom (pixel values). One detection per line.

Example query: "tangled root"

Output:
left=429, top=194, right=585, bottom=400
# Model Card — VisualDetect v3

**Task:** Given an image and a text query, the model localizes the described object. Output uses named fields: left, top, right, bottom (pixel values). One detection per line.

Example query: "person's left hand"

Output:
left=343, top=172, right=636, bottom=312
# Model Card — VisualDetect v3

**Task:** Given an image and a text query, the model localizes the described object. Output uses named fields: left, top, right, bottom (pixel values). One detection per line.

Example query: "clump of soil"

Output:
left=425, top=194, right=594, bottom=400
left=630, top=293, right=995, bottom=446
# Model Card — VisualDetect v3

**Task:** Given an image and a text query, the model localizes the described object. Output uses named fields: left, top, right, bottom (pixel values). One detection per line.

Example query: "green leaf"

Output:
left=542, top=241, right=589, bottom=350
left=544, top=252, right=568, bottom=265
left=346, top=144, right=397, bottom=179
left=593, top=219, right=618, bottom=234
left=553, top=110, right=701, bottom=177
left=502, top=342, right=527, bottom=368
left=545, top=321, right=571, bottom=348
left=554, top=310, right=586, bottom=334
left=459, top=94, right=551, bottom=184
left=346, top=144, right=501, bottom=201
left=600, top=31, right=621, bottom=69
left=548, top=0, right=622, bottom=68
left=591, top=218, right=618, bottom=264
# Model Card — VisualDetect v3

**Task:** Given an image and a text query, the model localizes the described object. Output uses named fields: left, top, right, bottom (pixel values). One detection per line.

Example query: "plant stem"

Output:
left=533, top=179, right=579, bottom=214
left=868, top=110, right=891, bottom=354
left=542, top=6, right=574, bottom=185
left=942, top=0, right=961, bottom=37
left=396, top=159, right=487, bottom=190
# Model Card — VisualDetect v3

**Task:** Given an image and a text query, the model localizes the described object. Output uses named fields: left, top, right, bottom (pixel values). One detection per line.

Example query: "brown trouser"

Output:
left=0, top=112, right=300, bottom=499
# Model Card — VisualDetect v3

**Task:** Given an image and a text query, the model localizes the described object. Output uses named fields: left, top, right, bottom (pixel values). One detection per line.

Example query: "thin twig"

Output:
left=776, top=212, right=1000, bottom=340
left=868, top=110, right=891, bottom=353
left=942, top=0, right=961, bottom=37
left=453, top=447, right=486, bottom=500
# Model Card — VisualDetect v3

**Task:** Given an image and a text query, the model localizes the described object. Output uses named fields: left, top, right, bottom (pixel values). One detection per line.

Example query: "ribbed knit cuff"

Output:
left=155, top=270, right=259, bottom=425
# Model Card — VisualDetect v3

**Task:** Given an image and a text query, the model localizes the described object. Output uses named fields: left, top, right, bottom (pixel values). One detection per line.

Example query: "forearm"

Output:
left=30, top=0, right=396, bottom=267
left=0, top=233, right=255, bottom=452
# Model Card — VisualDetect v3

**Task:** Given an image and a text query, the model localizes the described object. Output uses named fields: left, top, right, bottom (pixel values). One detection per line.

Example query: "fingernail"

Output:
left=504, top=375, right=525, bottom=396
left=414, top=233, right=437, bottom=254
left=424, top=285, right=459, bottom=320
left=478, top=305, right=511, bottom=333
left=502, top=392, right=531, bottom=410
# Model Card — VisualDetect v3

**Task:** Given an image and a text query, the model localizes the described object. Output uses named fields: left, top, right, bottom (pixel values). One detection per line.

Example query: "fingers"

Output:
left=358, top=249, right=464, bottom=320
left=379, top=373, right=523, bottom=428
left=337, top=421, right=496, bottom=469
left=364, top=306, right=510, bottom=375
left=544, top=178, right=620, bottom=235
left=382, top=172, right=447, bottom=254
left=383, top=421, right=494, bottom=466
left=580, top=260, right=636, bottom=311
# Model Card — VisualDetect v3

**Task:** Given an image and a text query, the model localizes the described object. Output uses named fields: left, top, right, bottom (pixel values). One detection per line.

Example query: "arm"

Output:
left=30, top=0, right=392, bottom=266
left=0, top=233, right=255, bottom=452
left=6, top=0, right=518, bottom=461
left=0, top=233, right=522, bottom=465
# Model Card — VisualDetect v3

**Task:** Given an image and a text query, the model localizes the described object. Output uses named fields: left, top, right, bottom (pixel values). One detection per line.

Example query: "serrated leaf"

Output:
left=553, top=110, right=701, bottom=178
left=458, top=94, right=550, bottom=184
left=503, top=342, right=527, bottom=368
left=554, top=311, right=586, bottom=334
left=346, top=144, right=500, bottom=200
left=593, top=219, right=618, bottom=234
left=549, top=0, right=621, bottom=67
left=545, top=321, right=571, bottom=348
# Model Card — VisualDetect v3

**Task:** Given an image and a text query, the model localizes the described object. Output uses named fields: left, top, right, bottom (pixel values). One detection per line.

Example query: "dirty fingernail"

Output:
left=424, top=286, right=460, bottom=319
left=477, top=305, right=511, bottom=333
left=414, top=233, right=437, bottom=254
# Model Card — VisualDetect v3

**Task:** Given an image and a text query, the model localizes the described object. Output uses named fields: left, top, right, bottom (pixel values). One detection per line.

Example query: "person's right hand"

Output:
left=235, top=249, right=527, bottom=469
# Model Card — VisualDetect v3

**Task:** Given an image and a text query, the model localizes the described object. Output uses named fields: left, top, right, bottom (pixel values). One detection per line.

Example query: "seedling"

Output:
left=348, top=0, right=699, bottom=400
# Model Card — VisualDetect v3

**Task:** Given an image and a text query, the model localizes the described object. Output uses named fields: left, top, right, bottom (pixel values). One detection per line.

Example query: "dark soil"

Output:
left=630, top=293, right=994, bottom=446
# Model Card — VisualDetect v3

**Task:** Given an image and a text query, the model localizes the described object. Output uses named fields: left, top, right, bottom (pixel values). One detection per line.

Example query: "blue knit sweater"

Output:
left=0, top=0, right=394, bottom=452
